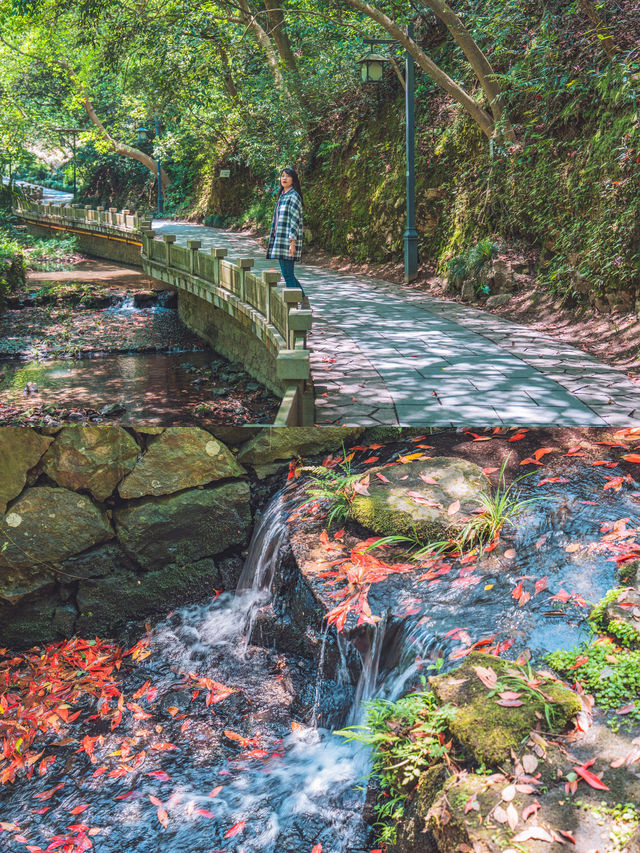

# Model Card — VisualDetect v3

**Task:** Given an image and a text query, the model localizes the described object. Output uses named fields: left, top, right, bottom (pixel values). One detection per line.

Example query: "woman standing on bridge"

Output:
left=266, top=168, right=309, bottom=308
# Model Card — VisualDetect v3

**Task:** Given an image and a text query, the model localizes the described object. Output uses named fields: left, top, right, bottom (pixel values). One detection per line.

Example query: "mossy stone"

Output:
left=429, top=652, right=581, bottom=767
left=42, top=425, right=139, bottom=501
left=349, top=457, right=490, bottom=541
left=0, top=427, right=53, bottom=513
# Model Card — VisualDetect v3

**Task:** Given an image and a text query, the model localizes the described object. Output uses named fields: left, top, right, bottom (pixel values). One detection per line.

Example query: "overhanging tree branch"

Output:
left=342, top=0, right=496, bottom=139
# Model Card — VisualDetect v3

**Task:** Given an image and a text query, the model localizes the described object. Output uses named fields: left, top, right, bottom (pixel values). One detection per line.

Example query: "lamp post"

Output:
left=137, top=116, right=164, bottom=217
left=53, top=127, right=83, bottom=196
left=359, top=22, right=418, bottom=283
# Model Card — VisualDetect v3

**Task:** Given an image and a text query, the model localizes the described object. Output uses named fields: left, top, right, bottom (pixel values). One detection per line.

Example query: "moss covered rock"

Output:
left=237, top=427, right=363, bottom=466
left=113, top=481, right=250, bottom=569
left=350, top=457, right=490, bottom=541
left=0, top=427, right=53, bottom=512
left=0, top=487, right=114, bottom=573
left=429, top=652, right=581, bottom=767
left=119, top=427, right=244, bottom=499
left=42, top=425, right=139, bottom=501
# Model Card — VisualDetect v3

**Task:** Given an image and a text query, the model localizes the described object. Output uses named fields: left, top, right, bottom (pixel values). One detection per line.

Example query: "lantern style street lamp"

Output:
left=136, top=115, right=164, bottom=217
left=358, top=23, right=418, bottom=283
left=358, top=47, right=388, bottom=83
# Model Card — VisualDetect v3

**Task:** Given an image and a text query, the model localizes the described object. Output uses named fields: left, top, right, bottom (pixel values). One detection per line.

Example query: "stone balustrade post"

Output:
left=262, top=270, right=281, bottom=324
left=163, top=233, right=177, bottom=268
left=211, top=248, right=228, bottom=285
left=141, top=229, right=156, bottom=256
left=109, top=207, right=117, bottom=226
left=237, top=258, right=254, bottom=302
left=286, top=307, right=313, bottom=350
left=96, top=206, right=105, bottom=225
left=282, top=288, right=303, bottom=345
left=84, top=204, right=92, bottom=223
left=187, top=240, right=202, bottom=275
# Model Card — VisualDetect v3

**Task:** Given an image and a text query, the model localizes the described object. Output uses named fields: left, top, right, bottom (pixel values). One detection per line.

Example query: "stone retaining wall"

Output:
left=0, top=425, right=361, bottom=648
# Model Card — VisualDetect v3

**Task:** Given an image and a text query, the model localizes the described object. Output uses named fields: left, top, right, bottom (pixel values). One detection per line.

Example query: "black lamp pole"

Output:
left=404, top=20, right=418, bottom=283
left=361, top=21, right=418, bottom=282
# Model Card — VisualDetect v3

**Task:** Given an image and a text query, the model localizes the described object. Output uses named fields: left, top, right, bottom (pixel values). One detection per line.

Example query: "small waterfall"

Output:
left=348, top=613, right=388, bottom=724
left=106, top=293, right=137, bottom=313
left=236, top=492, right=287, bottom=654
left=311, top=623, right=330, bottom=727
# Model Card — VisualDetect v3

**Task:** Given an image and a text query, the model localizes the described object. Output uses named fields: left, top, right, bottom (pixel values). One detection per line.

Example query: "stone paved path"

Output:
left=152, top=219, right=640, bottom=427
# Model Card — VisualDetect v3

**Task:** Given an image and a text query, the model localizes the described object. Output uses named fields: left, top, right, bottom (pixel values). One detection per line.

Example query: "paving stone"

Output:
left=153, top=219, right=640, bottom=427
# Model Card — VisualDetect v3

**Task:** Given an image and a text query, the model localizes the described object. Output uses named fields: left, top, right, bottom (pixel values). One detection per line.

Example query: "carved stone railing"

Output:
left=13, top=196, right=150, bottom=266
left=142, top=231, right=313, bottom=426
left=13, top=197, right=314, bottom=425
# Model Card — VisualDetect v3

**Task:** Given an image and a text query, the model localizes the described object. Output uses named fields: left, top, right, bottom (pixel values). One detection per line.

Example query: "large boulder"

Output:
left=42, top=426, right=140, bottom=501
left=237, top=427, right=364, bottom=466
left=429, top=652, right=581, bottom=767
left=113, top=481, right=251, bottom=569
left=118, top=427, right=244, bottom=499
left=0, top=487, right=114, bottom=572
left=350, top=457, right=490, bottom=541
left=0, top=428, right=53, bottom=512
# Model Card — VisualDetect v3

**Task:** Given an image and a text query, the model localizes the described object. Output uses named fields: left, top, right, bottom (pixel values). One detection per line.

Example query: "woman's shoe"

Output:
left=301, top=296, right=311, bottom=309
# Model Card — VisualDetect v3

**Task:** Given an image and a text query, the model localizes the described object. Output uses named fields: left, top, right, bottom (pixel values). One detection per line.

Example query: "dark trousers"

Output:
left=279, top=259, right=305, bottom=296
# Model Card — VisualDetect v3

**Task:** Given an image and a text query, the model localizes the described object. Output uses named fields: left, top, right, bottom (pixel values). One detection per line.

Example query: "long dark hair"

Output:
left=277, top=167, right=303, bottom=205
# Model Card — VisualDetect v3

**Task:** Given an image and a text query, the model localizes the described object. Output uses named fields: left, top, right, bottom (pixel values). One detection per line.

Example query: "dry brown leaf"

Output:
left=493, top=805, right=508, bottom=824
left=473, top=665, right=498, bottom=689
left=513, top=826, right=554, bottom=843
left=522, top=754, right=538, bottom=774
left=506, top=802, right=519, bottom=831
left=501, top=784, right=516, bottom=802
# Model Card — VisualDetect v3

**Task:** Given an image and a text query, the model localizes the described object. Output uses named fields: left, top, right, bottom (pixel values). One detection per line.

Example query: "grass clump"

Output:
left=547, top=637, right=640, bottom=725
left=448, top=238, right=499, bottom=295
left=300, top=451, right=360, bottom=529
left=335, top=688, right=456, bottom=845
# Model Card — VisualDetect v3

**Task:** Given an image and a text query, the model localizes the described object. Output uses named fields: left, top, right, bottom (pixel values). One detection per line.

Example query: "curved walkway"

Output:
left=152, top=220, right=640, bottom=427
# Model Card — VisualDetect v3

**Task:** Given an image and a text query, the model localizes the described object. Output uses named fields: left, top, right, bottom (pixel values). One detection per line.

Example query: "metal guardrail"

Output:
left=13, top=197, right=314, bottom=426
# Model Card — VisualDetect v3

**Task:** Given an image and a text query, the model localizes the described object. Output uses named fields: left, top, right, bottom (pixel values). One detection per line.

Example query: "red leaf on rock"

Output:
left=574, top=764, right=609, bottom=790
left=224, top=821, right=245, bottom=838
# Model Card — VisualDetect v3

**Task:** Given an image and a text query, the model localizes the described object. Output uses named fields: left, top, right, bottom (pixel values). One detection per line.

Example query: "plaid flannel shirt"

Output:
left=266, top=189, right=303, bottom=262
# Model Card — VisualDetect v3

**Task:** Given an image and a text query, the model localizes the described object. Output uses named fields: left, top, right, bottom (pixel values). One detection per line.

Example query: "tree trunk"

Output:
left=577, top=0, right=618, bottom=60
left=422, top=0, right=516, bottom=141
left=343, top=0, right=495, bottom=139
left=82, top=95, right=171, bottom=189
left=237, top=0, right=287, bottom=91
left=262, top=0, right=298, bottom=73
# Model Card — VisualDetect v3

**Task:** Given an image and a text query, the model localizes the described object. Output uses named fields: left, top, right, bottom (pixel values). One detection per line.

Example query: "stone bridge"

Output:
left=14, top=197, right=314, bottom=426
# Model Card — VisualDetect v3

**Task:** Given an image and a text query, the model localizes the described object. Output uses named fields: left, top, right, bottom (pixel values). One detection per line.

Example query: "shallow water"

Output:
left=0, top=351, right=219, bottom=424
left=1, top=459, right=639, bottom=852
